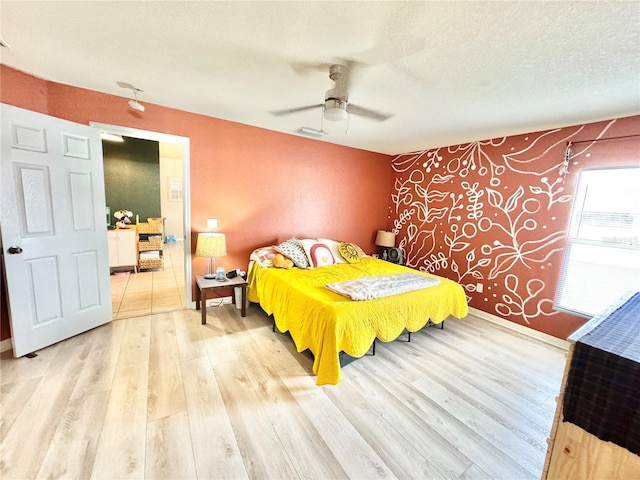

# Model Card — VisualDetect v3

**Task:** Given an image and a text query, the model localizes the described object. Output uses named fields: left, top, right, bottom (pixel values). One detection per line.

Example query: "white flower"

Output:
left=114, top=209, right=133, bottom=220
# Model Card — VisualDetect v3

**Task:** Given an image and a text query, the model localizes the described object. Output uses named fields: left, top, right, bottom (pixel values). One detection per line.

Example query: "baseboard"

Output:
left=0, top=338, right=12, bottom=354
left=468, top=307, right=569, bottom=351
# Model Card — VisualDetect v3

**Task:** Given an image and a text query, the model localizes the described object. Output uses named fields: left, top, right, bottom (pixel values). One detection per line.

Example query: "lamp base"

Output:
left=203, top=273, right=216, bottom=280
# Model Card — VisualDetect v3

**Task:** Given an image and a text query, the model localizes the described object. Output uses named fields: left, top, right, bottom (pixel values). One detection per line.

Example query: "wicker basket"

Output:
left=137, top=222, right=162, bottom=234
left=138, top=240, right=162, bottom=251
left=139, top=258, right=163, bottom=270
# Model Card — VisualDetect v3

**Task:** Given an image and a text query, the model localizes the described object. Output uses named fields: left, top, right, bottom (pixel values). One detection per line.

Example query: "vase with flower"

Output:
left=114, top=209, right=133, bottom=228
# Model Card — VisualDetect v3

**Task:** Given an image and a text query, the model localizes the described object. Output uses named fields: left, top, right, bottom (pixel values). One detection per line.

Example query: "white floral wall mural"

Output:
left=390, top=116, right=640, bottom=339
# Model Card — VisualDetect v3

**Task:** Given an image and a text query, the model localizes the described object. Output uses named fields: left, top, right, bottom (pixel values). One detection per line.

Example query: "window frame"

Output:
left=554, top=165, right=640, bottom=318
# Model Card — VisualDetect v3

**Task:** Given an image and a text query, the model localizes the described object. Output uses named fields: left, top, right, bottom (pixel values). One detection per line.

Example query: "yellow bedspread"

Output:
left=248, top=257, right=468, bottom=385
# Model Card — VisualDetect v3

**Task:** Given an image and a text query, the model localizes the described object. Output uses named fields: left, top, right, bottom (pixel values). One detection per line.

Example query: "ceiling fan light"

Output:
left=324, top=98, right=348, bottom=121
left=128, top=99, right=145, bottom=112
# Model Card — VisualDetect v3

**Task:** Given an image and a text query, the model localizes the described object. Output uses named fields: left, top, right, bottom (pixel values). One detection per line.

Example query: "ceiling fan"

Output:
left=270, top=64, right=393, bottom=123
left=117, top=81, right=145, bottom=112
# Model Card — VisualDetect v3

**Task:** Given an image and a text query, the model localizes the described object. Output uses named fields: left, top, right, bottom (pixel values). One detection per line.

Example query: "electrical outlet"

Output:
left=476, top=282, right=483, bottom=293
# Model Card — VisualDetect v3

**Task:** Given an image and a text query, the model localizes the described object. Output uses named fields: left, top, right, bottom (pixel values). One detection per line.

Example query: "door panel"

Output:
left=62, top=133, right=91, bottom=159
left=68, top=171, right=95, bottom=230
left=11, top=122, right=47, bottom=152
left=16, top=163, right=55, bottom=236
left=74, top=250, right=101, bottom=310
left=27, top=255, right=63, bottom=323
left=1, top=104, right=112, bottom=357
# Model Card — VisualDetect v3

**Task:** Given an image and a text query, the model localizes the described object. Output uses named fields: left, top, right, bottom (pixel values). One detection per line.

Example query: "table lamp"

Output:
left=196, top=232, right=227, bottom=280
left=375, top=230, right=396, bottom=260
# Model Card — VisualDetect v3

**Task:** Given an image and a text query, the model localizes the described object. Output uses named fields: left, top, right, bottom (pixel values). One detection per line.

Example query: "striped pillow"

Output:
left=274, top=238, right=310, bottom=269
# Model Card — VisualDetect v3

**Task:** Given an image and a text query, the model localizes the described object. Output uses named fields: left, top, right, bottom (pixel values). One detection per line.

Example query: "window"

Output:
left=555, top=167, right=640, bottom=318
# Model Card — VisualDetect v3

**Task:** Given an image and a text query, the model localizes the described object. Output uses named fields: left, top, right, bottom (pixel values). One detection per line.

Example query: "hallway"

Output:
left=110, top=241, right=185, bottom=318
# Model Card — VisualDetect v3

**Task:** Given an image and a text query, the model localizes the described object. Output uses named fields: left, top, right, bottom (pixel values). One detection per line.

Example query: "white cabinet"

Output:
left=107, top=228, right=137, bottom=272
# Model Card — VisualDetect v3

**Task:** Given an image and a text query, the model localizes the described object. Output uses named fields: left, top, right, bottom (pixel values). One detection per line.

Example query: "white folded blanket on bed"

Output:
left=326, top=272, right=441, bottom=301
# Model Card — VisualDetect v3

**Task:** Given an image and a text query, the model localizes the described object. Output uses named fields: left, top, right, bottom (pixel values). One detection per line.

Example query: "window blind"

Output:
left=555, top=167, right=640, bottom=318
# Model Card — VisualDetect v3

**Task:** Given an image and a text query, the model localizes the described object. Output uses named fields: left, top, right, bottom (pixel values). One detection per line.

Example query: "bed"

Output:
left=247, top=239, right=468, bottom=385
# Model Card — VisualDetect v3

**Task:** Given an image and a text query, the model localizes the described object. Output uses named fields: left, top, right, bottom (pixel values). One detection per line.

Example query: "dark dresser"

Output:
left=542, top=292, right=640, bottom=479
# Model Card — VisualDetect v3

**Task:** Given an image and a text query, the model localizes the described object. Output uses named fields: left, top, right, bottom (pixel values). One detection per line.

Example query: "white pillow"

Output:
left=299, top=239, right=338, bottom=267
left=317, top=238, right=348, bottom=263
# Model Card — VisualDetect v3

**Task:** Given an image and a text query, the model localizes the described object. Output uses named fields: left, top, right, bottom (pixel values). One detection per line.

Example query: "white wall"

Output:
left=159, top=142, right=184, bottom=240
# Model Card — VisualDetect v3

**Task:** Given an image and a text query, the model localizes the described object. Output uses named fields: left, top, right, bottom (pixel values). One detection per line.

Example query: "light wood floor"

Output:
left=110, top=241, right=185, bottom=319
left=0, top=305, right=566, bottom=479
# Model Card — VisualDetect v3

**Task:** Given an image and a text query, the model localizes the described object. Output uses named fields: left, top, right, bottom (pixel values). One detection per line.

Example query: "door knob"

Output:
left=7, top=246, right=23, bottom=254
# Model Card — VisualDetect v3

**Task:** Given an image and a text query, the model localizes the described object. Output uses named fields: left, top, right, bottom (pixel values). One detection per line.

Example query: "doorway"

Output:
left=91, top=122, right=192, bottom=318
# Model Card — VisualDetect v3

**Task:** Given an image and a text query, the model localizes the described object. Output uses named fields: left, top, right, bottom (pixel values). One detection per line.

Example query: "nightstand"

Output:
left=195, top=275, right=248, bottom=324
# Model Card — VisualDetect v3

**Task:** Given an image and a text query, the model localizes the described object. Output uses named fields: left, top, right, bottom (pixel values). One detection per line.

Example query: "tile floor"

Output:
left=110, top=241, right=185, bottom=319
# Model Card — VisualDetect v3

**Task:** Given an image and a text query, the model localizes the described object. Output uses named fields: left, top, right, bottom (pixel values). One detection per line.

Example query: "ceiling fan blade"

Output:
left=347, top=104, right=393, bottom=122
left=270, top=104, right=323, bottom=116
left=288, top=61, right=334, bottom=76
left=116, top=81, right=142, bottom=91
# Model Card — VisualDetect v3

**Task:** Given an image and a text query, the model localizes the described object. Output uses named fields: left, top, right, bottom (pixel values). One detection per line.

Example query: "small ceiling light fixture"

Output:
left=323, top=98, right=348, bottom=122
left=128, top=88, right=145, bottom=112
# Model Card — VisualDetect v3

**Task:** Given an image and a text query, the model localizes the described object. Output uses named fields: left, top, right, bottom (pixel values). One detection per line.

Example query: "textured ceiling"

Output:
left=1, top=1, right=639, bottom=155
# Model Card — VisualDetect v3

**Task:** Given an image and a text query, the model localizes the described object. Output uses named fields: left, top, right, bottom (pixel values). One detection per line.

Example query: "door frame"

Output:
left=90, top=122, right=192, bottom=310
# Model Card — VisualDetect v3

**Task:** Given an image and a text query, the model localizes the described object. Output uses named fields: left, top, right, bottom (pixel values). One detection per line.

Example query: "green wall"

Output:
left=103, top=136, right=161, bottom=225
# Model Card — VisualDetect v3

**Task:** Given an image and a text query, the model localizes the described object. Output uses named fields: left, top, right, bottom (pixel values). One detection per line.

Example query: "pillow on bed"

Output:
left=272, top=253, right=294, bottom=269
left=317, top=238, right=348, bottom=264
left=338, top=242, right=363, bottom=263
left=299, top=239, right=336, bottom=268
left=275, top=238, right=310, bottom=269
left=250, top=245, right=277, bottom=268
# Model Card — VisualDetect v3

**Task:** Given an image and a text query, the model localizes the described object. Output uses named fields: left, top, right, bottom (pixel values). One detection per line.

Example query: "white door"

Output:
left=0, top=104, right=112, bottom=357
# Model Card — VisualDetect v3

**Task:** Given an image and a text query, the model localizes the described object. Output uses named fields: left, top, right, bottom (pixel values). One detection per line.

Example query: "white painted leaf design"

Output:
left=432, top=174, right=454, bottom=184
left=425, top=207, right=448, bottom=223
left=451, top=242, right=470, bottom=252
left=504, top=186, right=524, bottom=213
left=477, top=258, right=491, bottom=268
left=444, top=234, right=453, bottom=246
left=426, top=190, right=449, bottom=202
left=407, top=223, right=417, bottom=241
left=486, top=188, right=503, bottom=208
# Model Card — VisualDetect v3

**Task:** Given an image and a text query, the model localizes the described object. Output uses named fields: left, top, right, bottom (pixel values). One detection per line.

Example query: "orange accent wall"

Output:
left=0, top=65, right=393, bottom=342
left=389, top=117, right=640, bottom=339
left=2, top=64, right=638, bottom=345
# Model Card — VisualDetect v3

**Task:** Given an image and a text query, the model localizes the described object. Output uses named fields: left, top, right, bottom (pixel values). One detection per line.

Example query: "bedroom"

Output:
left=1, top=2, right=639, bottom=479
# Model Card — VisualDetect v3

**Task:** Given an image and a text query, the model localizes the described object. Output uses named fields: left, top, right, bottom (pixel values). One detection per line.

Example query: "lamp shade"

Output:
left=324, top=98, right=348, bottom=121
left=195, top=233, right=227, bottom=258
left=375, top=230, right=395, bottom=248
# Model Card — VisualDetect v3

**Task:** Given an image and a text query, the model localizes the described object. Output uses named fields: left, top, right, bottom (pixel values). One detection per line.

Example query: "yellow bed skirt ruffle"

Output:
left=248, top=257, right=468, bottom=385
